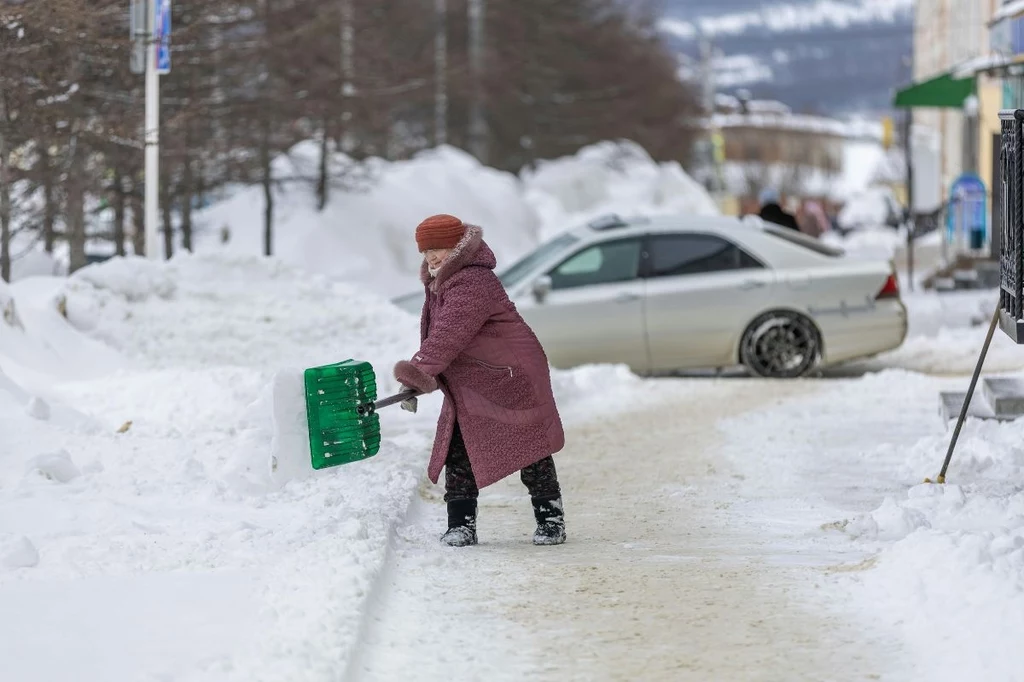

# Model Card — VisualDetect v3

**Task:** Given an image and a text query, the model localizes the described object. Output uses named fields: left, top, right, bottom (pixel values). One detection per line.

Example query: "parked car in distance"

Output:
left=392, top=213, right=908, bottom=378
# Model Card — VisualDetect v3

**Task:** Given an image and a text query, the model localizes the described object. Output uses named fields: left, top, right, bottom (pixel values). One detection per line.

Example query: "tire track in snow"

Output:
left=348, top=378, right=900, bottom=681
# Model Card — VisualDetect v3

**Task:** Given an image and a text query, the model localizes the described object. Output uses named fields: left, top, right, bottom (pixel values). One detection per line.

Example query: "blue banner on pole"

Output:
left=947, top=173, right=987, bottom=252
left=155, top=0, right=171, bottom=74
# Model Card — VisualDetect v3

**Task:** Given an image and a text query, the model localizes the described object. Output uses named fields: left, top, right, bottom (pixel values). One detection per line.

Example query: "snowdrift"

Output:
left=188, top=140, right=718, bottom=297
left=842, top=409, right=1024, bottom=682
left=193, top=143, right=542, bottom=298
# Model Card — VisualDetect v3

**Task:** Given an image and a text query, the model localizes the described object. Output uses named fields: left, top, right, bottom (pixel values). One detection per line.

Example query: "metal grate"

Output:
left=999, top=110, right=1024, bottom=342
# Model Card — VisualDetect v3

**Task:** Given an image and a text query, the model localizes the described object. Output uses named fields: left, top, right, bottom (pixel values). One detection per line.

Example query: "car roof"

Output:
left=566, top=213, right=844, bottom=269
left=569, top=213, right=755, bottom=239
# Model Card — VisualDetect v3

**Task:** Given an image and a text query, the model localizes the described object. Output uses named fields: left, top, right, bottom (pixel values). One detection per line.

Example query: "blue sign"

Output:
left=155, top=0, right=171, bottom=74
left=947, top=173, right=988, bottom=252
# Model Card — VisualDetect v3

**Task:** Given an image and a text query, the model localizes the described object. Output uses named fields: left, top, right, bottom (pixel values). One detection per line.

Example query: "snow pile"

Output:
left=521, top=140, right=720, bottom=240
left=837, top=186, right=901, bottom=231
left=193, top=143, right=542, bottom=298
left=840, top=415, right=1024, bottom=682
left=0, top=253, right=434, bottom=681
left=11, top=139, right=719, bottom=296
left=869, top=290, right=1024, bottom=375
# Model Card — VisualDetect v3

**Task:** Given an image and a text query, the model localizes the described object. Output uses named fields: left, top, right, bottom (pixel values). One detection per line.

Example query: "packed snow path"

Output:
left=348, top=380, right=901, bottom=681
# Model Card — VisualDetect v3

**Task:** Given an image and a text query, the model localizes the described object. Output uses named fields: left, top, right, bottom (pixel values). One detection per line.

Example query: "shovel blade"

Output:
left=303, top=359, right=381, bottom=469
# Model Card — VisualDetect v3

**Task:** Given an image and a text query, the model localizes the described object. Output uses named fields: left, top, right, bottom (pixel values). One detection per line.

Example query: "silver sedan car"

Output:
left=393, top=214, right=907, bottom=378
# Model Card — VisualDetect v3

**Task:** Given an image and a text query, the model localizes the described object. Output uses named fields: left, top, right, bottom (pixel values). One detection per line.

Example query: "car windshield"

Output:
left=498, top=232, right=580, bottom=288
left=762, top=225, right=844, bottom=257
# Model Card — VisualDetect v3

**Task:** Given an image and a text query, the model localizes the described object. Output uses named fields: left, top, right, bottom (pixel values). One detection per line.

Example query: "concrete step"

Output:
left=982, top=376, right=1024, bottom=418
left=939, top=390, right=1017, bottom=422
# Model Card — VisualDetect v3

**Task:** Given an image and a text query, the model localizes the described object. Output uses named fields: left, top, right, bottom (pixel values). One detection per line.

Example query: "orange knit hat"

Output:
left=415, top=214, right=465, bottom=252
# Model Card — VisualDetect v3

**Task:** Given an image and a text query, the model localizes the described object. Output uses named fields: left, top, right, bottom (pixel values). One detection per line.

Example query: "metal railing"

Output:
left=998, top=109, right=1024, bottom=342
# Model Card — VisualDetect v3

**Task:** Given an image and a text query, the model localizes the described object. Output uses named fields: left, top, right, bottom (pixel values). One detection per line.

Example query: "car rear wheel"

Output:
left=740, top=311, right=821, bottom=378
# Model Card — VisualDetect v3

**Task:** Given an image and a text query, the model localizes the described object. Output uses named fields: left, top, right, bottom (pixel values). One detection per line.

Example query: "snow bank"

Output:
left=189, top=139, right=718, bottom=298
left=522, top=140, right=719, bottom=240
left=194, top=143, right=542, bottom=298
left=0, top=253, right=433, bottom=681
left=868, top=290, right=1024, bottom=375
left=839, top=414, right=1024, bottom=682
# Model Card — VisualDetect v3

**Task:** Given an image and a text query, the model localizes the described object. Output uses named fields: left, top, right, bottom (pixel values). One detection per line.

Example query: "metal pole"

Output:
left=931, top=305, right=1000, bottom=484
left=144, top=0, right=160, bottom=259
left=905, top=107, right=915, bottom=291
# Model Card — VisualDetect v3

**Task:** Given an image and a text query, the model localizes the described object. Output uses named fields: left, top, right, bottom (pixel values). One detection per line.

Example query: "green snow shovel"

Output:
left=303, top=359, right=419, bottom=470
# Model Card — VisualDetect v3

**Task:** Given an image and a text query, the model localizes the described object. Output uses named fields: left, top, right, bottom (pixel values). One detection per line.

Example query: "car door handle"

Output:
left=740, top=280, right=766, bottom=290
left=614, top=292, right=640, bottom=303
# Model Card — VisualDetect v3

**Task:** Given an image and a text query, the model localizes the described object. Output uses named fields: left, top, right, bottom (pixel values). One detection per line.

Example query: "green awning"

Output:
left=893, top=72, right=975, bottom=108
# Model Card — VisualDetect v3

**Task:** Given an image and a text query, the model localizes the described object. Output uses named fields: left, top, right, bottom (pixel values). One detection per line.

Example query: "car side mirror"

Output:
left=532, top=275, right=552, bottom=303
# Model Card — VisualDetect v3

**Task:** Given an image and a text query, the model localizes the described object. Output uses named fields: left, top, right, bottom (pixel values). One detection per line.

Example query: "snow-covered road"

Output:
left=349, top=379, right=904, bottom=681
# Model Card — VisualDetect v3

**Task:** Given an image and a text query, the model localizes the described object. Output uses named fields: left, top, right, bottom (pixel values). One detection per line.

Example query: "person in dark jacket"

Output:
left=757, top=188, right=800, bottom=231
left=393, top=214, right=567, bottom=548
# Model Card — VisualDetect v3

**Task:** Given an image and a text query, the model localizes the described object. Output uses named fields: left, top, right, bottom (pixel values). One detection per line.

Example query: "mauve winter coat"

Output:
left=394, top=225, right=565, bottom=489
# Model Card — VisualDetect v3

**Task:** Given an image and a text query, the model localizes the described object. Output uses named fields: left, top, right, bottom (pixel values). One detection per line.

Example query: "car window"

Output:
left=646, top=234, right=762, bottom=278
left=498, top=232, right=580, bottom=289
left=549, top=239, right=642, bottom=290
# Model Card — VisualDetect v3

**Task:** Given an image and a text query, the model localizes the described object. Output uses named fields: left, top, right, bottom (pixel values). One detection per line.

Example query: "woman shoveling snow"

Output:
left=393, top=214, right=567, bottom=547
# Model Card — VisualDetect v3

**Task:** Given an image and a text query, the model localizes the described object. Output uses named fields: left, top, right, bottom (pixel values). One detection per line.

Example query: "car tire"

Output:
left=740, top=311, right=821, bottom=379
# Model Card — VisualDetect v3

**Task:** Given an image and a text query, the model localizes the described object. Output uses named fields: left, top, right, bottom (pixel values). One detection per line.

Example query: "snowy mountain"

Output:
left=659, top=0, right=914, bottom=115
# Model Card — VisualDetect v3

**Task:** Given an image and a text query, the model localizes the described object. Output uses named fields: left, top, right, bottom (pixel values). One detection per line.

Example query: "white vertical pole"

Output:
left=144, top=0, right=160, bottom=259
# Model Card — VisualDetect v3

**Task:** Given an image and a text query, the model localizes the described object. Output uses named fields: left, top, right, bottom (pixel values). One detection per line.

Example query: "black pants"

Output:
left=443, top=421, right=561, bottom=503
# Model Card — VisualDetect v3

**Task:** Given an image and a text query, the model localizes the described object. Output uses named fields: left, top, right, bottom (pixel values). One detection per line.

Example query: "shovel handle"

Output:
left=356, top=389, right=420, bottom=417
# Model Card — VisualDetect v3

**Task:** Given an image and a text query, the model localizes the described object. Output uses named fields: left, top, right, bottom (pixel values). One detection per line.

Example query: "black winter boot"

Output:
left=440, top=499, right=478, bottom=547
left=531, top=497, right=566, bottom=546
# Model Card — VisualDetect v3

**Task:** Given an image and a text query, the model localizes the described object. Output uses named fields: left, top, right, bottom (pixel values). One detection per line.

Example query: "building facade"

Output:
left=908, top=0, right=1001, bottom=224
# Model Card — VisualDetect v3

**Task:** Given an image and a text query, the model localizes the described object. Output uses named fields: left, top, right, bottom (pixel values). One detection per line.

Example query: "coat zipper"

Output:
left=472, top=358, right=513, bottom=377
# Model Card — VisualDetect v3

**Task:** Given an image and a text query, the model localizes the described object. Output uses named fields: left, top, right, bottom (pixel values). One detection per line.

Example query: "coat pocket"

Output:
left=470, top=358, right=514, bottom=377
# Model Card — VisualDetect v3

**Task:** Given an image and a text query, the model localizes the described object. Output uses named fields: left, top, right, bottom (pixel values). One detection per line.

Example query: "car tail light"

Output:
left=876, top=273, right=900, bottom=300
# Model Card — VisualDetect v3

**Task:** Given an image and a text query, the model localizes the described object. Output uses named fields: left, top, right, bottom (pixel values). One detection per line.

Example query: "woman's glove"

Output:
left=399, top=387, right=419, bottom=413
left=393, top=360, right=438, bottom=394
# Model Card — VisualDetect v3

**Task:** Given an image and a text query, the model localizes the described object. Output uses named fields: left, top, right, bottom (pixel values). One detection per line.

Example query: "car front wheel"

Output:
left=740, top=311, right=821, bottom=378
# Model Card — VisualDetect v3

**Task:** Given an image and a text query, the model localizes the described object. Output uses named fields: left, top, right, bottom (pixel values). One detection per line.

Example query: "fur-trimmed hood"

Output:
left=419, top=224, right=496, bottom=292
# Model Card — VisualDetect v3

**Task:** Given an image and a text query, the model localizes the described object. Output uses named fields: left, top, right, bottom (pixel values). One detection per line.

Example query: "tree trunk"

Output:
left=131, top=179, right=145, bottom=257
left=66, top=138, right=87, bottom=274
left=261, top=114, right=274, bottom=257
left=161, top=176, right=174, bottom=260
left=113, top=166, right=127, bottom=257
left=317, top=123, right=329, bottom=211
left=41, top=144, right=57, bottom=254
left=181, top=157, right=194, bottom=252
left=0, top=126, right=10, bottom=283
